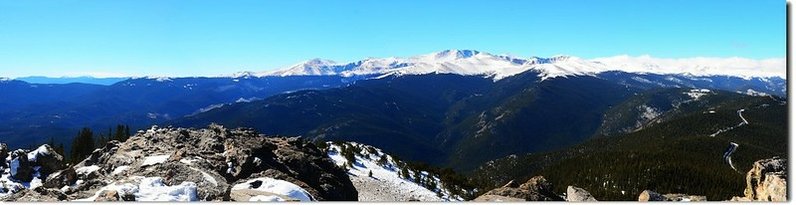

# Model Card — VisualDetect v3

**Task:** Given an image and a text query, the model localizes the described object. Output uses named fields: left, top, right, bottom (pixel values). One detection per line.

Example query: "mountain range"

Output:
left=0, top=50, right=785, bottom=152
left=0, top=49, right=787, bottom=201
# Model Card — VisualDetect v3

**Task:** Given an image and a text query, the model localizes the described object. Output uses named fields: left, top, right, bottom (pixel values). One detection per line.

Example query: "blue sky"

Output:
left=0, top=0, right=785, bottom=77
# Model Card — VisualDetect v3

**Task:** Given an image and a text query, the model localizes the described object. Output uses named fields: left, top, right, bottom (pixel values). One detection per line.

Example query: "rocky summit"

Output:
left=1, top=124, right=357, bottom=202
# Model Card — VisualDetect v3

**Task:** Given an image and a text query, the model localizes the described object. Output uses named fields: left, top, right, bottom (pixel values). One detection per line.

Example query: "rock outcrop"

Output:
left=474, top=176, right=564, bottom=201
left=28, top=144, right=66, bottom=177
left=566, top=186, right=597, bottom=201
left=732, top=157, right=787, bottom=202
left=3, top=124, right=358, bottom=202
left=637, top=190, right=706, bottom=201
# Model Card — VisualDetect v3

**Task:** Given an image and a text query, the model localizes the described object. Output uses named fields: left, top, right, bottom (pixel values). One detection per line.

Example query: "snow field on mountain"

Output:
left=326, top=142, right=463, bottom=201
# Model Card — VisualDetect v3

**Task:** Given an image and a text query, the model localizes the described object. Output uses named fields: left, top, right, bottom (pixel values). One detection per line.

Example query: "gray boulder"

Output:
left=566, top=186, right=597, bottom=201
left=28, top=144, right=66, bottom=177
left=42, top=167, right=77, bottom=189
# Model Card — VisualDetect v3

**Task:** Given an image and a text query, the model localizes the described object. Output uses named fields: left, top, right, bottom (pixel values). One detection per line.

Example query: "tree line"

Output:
left=64, top=124, right=132, bottom=164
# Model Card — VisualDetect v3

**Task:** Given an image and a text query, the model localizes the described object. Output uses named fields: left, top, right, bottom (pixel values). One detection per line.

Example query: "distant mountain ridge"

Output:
left=14, top=76, right=129, bottom=85
left=250, top=49, right=784, bottom=81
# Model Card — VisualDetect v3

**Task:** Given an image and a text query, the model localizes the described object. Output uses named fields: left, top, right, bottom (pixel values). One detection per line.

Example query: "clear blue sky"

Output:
left=0, top=0, right=785, bottom=77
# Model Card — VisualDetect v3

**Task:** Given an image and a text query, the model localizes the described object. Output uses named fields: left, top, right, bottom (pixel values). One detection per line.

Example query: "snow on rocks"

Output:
left=7, top=124, right=357, bottom=202
left=111, top=166, right=129, bottom=175
left=76, top=176, right=198, bottom=201
left=75, top=165, right=100, bottom=175
left=231, top=177, right=314, bottom=202
left=0, top=144, right=66, bottom=200
left=141, top=155, right=169, bottom=166
left=249, top=195, right=286, bottom=201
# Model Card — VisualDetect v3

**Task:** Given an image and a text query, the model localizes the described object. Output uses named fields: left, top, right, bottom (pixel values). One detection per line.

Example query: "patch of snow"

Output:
left=0, top=168, right=26, bottom=197
left=232, top=177, right=313, bottom=202
left=684, top=89, right=711, bottom=100
left=235, top=97, right=261, bottom=103
left=153, top=77, right=172, bottom=82
left=26, top=145, right=51, bottom=162
left=75, top=176, right=198, bottom=202
left=638, top=105, right=660, bottom=121
left=745, top=89, right=769, bottom=96
left=9, top=158, right=20, bottom=177
left=326, top=142, right=464, bottom=201
left=112, top=166, right=130, bottom=175
left=142, top=155, right=170, bottom=166
left=75, top=165, right=101, bottom=175
left=179, top=157, right=200, bottom=165
left=249, top=195, right=286, bottom=202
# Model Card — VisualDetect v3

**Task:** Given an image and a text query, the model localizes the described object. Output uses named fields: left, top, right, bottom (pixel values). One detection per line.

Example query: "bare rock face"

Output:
left=638, top=190, right=705, bottom=202
left=42, top=167, right=77, bottom=189
left=14, top=124, right=358, bottom=202
left=474, top=176, right=564, bottom=201
left=29, top=144, right=66, bottom=177
left=4, top=187, right=67, bottom=202
left=739, top=157, right=787, bottom=202
left=566, top=186, right=597, bottom=201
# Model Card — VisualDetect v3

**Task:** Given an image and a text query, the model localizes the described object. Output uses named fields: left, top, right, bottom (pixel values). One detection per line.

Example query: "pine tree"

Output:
left=70, top=127, right=95, bottom=163
left=125, top=125, right=131, bottom=140
left=96, top=135, right=107, bottom=147
left=114, top=125, right=125, bottom=141
left=55, top=143, right=65, bottom=156
left=368, top=170, right=373, bottom=178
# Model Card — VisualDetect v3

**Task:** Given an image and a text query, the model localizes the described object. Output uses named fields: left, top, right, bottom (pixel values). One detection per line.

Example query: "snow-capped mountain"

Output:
left=254, top=49, right=785, bottom=81
left=266, top=58, right=341, bottom=77
left=260, top=49, right=600, bottom=80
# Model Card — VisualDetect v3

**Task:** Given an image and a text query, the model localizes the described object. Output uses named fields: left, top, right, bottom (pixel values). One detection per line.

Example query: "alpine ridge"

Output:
left=240, top=49, right=784, bottom=81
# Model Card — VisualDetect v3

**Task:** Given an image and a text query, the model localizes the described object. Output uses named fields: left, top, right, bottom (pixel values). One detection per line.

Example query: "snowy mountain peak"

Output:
left=258, top=50, right=785, bottom=80
left=303, top=58, right=338, bottom=66
left=267, top=58, right=340, bottom=76
left=229, top=71, right=259, bottom=79
left=430, top=49, right=482, bottom=60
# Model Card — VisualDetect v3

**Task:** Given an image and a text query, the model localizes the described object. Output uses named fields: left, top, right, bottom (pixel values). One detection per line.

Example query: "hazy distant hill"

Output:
left=15, top=76, right=129, bottom=85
